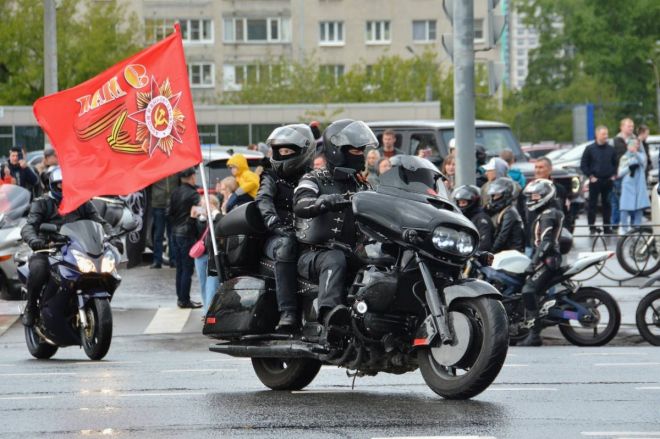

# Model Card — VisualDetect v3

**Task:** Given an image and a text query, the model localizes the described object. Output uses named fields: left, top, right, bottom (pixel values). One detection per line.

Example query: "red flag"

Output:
left=33, top=24, right=201, bottom=214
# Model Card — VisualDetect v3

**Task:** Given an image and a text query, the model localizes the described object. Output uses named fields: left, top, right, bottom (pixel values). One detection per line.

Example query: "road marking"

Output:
left=0, top=395, right=55, bottom=401
left=486, top=387, right=558, bottom=392
left=573, top=352, right=649, bottom=357
left=70, top=361, right=142, bottom=366
left=203, top=358, right=251, bottom=362
left=160, top=368, right=238, bottom=373
left=114, top=392, right=206, bottom=398
left=503, top=364, right=529, bottom=367
left=0, top=372, right=76, bottom=377
left=582, top=433, right=660, bottom=437
left=594, top=362, right=660, bottom=367
left=372, top=436, right=497, bottom=439
left=143, top=308, right=191, bottom=334
left=291, top=389, right=354, bottom=394
left=636, top=386, right=660, bottom=390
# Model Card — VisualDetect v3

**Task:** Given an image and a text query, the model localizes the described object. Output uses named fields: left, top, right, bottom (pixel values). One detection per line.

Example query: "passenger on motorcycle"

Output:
left=257, top=124, right=316, bottom=332
left=293, top=119, right=375, bottom=338
left=519, top=178, right=564, bottom=347
left=486, top=177, right=525, bottom=253
left=20, top=167, right=119, bottom=326
left=452, top=185, right=494, bottom=252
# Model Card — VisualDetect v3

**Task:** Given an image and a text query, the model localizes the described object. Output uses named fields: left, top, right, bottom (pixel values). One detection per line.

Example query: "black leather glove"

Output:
left=315, top=194, right=347, bottom=213
left=524, top=263, right=535, bottom=276
left=110, top=238, right=124, bottom=254
left=29, top=239, right=47, bottom=251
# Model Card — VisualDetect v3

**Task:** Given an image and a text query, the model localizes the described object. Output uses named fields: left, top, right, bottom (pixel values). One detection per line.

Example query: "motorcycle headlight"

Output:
left=101, top=251, right=117, bottom=273
left=431, top=226, right=476, bottom=257
left=571, top=176, right=581, bottom=194
left=71, top=249, right=97, bottom=273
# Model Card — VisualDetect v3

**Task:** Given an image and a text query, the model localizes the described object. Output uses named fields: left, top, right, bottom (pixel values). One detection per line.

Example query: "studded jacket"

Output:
left=293, top=168, right=367, bottom=247
left=255, top=169, right=299, bottom=231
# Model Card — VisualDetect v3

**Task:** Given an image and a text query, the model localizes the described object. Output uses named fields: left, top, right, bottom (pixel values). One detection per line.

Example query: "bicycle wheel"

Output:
left=616, top=228, right=660, bottom=276
left=635, top=289, right=660, bottom=346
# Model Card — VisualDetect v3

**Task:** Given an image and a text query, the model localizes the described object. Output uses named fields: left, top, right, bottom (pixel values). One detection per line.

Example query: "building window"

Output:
left=145, top=18, right=176, bottom=43
left=529, top=37, right=538, bottom=46
left=474, top=19, right=484, bottom=42
left=224, top=64, right=282, bottom=91
left=319, top=21, right=344, bottom=45
left=180, top=19, right=213, bottom=43
left=517, top=69, right=525, bottom=77
left=188, top=63, right=214, bottom=88
left=320, top=64, right=345, bottom=83
left=412, top=20, right=436, bottom=42
left=198, top=124, right=217, bottom=145
left=366, top=20, right=390, bottom=44
left=516, top=38, right=525, bottom=46
left=517, top=59, right=526, bottom=67
left=517, top=49, right=525, bottom=56
left=223, top=17, right=291, bottom=43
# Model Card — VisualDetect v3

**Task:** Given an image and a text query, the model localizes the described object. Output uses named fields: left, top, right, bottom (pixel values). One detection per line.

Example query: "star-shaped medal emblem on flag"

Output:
left=128, top=76, right=185, bottom=156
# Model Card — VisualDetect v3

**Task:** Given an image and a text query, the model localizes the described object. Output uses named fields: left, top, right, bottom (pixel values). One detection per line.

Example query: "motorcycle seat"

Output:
left=258, top=258, right=318, bottom=296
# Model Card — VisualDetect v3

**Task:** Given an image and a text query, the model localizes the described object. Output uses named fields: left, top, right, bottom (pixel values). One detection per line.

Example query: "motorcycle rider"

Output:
left=452, top=185, right=494, bottom=252
left=486, top=177, right=525, bottom=253
left=257, top=124, right=315, bottom=332
left=20, top=167, right=119, bottom=326
left=519, top=178, right=564, bottom=347
left=293, top=119, right=375, bottom=338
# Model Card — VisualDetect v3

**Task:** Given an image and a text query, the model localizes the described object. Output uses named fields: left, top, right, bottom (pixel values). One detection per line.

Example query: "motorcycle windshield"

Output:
left=379, top=155, right=450, bottom=200
left=60, top=220, right=105, bottom=256
left=0, top=184, right=31, bottom=223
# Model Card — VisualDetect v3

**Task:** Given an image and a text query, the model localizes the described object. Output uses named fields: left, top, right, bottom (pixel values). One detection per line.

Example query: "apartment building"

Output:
left=130, top=0, right=503, bottom=103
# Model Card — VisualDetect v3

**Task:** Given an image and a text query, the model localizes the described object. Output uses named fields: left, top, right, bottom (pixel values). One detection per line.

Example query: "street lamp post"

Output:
left=648, top=59, right=660, bottom=130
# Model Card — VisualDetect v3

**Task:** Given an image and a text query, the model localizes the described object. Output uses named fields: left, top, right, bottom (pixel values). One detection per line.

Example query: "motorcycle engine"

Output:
left=353, top=266, right=397, bottom=313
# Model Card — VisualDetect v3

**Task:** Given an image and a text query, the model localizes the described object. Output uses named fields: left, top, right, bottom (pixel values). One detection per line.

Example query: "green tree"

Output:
left=0, top=0, right=142, bottom=105
left=512, top=0, right=660, bottom=138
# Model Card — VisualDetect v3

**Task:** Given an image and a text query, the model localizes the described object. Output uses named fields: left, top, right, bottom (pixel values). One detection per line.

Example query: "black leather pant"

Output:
left=26, top=253, right=50, bottom=308
left=297, top=249, right=347, bottom=315
left=264, top=235, right=298, bottom=312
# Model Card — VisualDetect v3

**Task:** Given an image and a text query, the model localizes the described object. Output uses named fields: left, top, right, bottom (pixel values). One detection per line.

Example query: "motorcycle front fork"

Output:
left=77, top=295, right=89, bottom=329
left=415, top=254, right=454, bottom=345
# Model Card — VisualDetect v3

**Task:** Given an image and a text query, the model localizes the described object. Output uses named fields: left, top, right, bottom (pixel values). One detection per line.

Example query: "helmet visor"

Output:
left=266, top=126, right=313, bottom=149
left=49, top=166, right=62, bottom=184
left=329, top=121, right=378, bottom=150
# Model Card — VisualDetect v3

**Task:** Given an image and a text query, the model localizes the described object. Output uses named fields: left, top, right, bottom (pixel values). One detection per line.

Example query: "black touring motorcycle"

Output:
left=203, top=156, right=509, bottom=400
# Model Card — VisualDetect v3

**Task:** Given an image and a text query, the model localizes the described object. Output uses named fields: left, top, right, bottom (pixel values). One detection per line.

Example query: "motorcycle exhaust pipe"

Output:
left=209, top=342, right=322, bottom=359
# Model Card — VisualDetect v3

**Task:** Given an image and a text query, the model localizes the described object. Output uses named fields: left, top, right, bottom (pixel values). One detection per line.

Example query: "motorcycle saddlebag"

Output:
left=202, top=276, right=278, bottom=338
left=216, top=202, right=266, bottom=273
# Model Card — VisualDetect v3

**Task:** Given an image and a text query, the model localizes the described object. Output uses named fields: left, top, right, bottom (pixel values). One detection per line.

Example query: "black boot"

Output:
left=22, top=303, right=37, bottom=327
left=275, top=310, right=298, bottom=333
left=518, top=323, right=543, bottom=347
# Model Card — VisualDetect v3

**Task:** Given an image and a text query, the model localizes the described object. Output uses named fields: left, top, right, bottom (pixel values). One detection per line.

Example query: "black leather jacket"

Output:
left=468, top=208, right=495, bottom=252
left=491, top=205, right=525, bottom=253
left=168, top=183, right=200, bottom=238
left=256, top=169, right=300, bottom=231
left=531, top=206, right=564, bottom=267
left=21, top=194, right=112, bottom=248
left=293, top=168, right=367, bottom=247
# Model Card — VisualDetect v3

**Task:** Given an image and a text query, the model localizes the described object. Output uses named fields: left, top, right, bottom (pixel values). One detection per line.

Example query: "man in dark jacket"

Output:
left=452, top=185, right=494, bottom=252
left=580, top=125, right=617, bottom=234
left=377, top=129, right=404, bottom=159
left=168, top=168, right=201, bottom=308
left=257, top=124, right=315, bottom=332
left=20, top=167, right=117, bottom=326
left=3, top=147, right=38, bottom=190
left=150, top=174, right=179, bottom=268
left=294, top=120, right=374, bottom=340
left=486, top=178, right=525, bottom=253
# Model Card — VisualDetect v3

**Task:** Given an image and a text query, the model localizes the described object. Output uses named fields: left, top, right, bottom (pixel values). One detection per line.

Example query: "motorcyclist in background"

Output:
left=256, top=124, right=316, bottom=332
left=452, top=185, right=494, bottom=252
left=519, top=179, right=564, bottom=347
left=20, top=167, right=120, bottom=326
left=486, top=177, right=525, bottom=253
left=293, top=119, right=374, bottom=340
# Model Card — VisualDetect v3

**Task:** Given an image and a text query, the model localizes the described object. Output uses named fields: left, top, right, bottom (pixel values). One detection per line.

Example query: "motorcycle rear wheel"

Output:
left=635, top=289, right=660, bottom=346
left=418, top=297, right=509, bottom=400
left=558, top=287, right=621, bottom=346
left=24, top=325, right=58, bottom=359
left=251, top=358, right=322, bottom=391
left=80, top=298, right=113, bottom=361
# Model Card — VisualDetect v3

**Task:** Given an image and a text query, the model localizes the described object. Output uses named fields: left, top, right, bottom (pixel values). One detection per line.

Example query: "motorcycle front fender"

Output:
left=77, top=291, right=111, bottom=308
left=443, top=279, right=502, bottom=308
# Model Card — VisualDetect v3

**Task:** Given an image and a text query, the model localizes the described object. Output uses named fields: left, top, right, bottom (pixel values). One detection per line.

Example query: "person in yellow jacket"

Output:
left=226, top=153, right=260, bottom=199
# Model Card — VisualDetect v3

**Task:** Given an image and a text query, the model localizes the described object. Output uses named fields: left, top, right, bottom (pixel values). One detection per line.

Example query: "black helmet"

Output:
left=48, top=166, right=63, bottom=203
left=266, top=124, right=315, bottom=178
left=475, top=144, right=487, bottom=167
left=523, top=178, right=556, bottom=211
left=486, top=177, right=515, bottom=214
left=452, top=185, right=481, bottom=215
left=322, top=119, right=378, bottom=172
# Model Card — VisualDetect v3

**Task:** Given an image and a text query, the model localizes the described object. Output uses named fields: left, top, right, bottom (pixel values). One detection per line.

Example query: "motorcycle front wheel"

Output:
left=559, top=287, right=621, bottom=346
left=636, top=289, right=660, bottom=346
left=24, top=324, right=58, bottom=359
left=418, top=297, right=509, bottom=400
left=80, top=298, right=113, bottom=360
left=251, top=358, right=322, bottom=391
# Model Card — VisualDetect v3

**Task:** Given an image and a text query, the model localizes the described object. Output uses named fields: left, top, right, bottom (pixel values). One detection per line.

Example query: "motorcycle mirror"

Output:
left=121, top=217, right=139, bottom=232
left=39, top=223, right=58, bottom=234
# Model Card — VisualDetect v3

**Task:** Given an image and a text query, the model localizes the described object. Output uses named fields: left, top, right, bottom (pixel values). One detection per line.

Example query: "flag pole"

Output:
left=198, top=162, right=221, bottom=280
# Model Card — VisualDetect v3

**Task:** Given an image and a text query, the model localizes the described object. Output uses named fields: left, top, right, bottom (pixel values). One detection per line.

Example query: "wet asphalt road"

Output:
left=1, top=332, right=659, bottom=439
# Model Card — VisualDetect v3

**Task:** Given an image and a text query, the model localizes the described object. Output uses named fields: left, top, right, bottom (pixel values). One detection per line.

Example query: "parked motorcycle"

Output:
left=637, top=275, right=660, bottom=346
left=18, top=218, right=135, bottom=360
left=204, top=157, right=509, bottom=400
left=0, top=185, right=32, bottom=300
left=470, top=250, right=621, bottom=346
